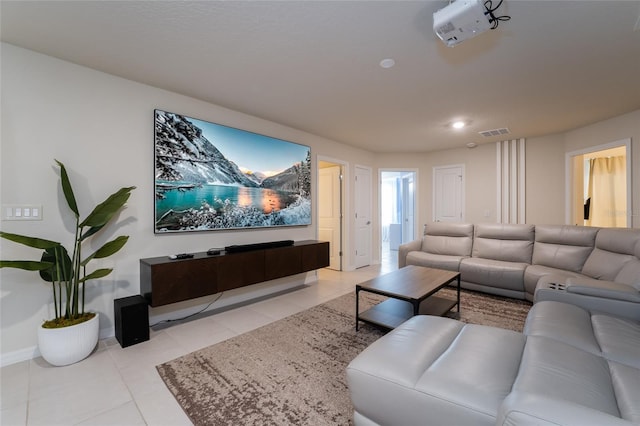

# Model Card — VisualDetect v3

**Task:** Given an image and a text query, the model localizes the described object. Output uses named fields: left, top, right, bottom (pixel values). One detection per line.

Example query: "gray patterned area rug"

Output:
left=157, top=288, right=531, bottom=426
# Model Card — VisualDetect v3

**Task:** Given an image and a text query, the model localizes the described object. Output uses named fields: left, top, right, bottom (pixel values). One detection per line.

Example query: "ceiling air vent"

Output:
left=479, top=128, right=510, bottom=138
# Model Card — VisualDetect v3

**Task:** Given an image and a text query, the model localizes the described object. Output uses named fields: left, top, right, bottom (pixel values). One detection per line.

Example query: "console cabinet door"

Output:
left=265, top=246, right=302, bottom=280
left=302, top=241, right=330, bottom=271
left=145, top=258, right=218, bottom=306
left=216, top=251, right=265, bottom=291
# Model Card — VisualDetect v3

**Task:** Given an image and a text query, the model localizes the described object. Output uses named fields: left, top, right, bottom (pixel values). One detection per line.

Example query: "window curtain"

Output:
left=586, top=156, right=626, bottom=227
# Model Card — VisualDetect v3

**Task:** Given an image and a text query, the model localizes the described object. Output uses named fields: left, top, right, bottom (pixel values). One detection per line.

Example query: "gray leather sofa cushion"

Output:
left=519, top=302, right=640, bottom=424
left=406, top=251, right=464, bottom=271
left=532, top=225, right=598, bottom=272
left=460, top=258, right=528, bottom=292
left=421, top=222, right=474, bottom=256
left=513, top=335, right=621, bottom=418
left=609, top=362, right=640, bottom=423
left=346, top=316, right=525, bottom=426
left=498, top=391, right=637, bottom=426
left=566, top=277, right=640, bottom=302
left=524, top=300, right=602, bottom=354
left=525, top=300, right=640, bottom=369
left=514, top=300, right=640, bottom=425
left=582, top=228, right=640, bottom=280
left=535, top=276, right=640, bottom=321
left=397, top=239, right=422, bottom=268
left=403, top=222, right=474, bottom=271
left=472, top=223, right=534, bottom=263
left=592, top=313, right=640, bottom=369
left=614, top=240, right=640, bottom=286
left=513, top=334, right=640, bottom=424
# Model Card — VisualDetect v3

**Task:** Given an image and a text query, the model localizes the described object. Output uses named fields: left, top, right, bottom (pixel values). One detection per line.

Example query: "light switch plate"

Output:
left=2, top=205, right=43, bottom=221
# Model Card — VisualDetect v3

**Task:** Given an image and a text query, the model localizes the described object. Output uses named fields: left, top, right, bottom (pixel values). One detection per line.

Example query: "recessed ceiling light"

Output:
left=452, top=121, right=466, bottom=129
left=379, top=58, right=395, bottom=69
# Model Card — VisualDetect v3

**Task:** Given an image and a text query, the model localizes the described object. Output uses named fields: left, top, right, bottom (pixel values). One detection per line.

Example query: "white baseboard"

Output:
left=1, top=275, right=315, bottom=368
left=1, top=327, right=115, bottom=368
left=99, top=327, right=115, bottom=341
left=1, top=346, right=39, bottom=368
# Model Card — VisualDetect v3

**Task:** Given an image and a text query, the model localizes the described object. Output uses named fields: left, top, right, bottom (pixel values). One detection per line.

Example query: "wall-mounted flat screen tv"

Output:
left=154, top=109, right=311, bottom=233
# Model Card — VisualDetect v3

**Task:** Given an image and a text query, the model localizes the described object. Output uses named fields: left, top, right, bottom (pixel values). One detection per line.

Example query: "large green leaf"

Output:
left=0, top=231, right=60, bottom=249
left=80, top=225, right=102, bottom=241
left=81, top=235, right=129, bottom=266
left=0, top=260, right=53, bottom=271
left=39, top=246, right=73, bottom=283
left=80, top=268, right=113, bottom=282
left=55, top=160, right=79, bottom=218
left=79, top=186, right=136, bottom=236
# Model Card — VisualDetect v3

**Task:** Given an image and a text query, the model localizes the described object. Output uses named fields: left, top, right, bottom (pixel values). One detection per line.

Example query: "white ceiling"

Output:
left=2, top=1, right=639, bottom=153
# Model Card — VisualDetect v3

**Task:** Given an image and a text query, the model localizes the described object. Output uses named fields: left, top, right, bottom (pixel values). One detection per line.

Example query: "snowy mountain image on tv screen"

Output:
left=154, top=110, right=311, bottom=232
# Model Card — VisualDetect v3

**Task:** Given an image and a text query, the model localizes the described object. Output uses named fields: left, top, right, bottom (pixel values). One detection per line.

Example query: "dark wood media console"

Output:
left=140, top=240, right=329, bottom=307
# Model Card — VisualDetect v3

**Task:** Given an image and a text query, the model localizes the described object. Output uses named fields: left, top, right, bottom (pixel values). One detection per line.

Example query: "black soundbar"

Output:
left=225, top=240, right=295, bottom=253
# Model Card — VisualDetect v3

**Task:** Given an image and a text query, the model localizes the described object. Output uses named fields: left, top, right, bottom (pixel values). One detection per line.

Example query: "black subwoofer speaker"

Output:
left=114, top=295, right=149, bottom=348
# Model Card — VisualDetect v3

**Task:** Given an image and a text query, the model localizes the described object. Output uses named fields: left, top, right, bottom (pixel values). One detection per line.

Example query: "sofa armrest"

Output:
left=498, top=392, right=635, bottom=426
left=565, top=278, right=640, bottom=303
left=398, top=239, right=422, bottom=268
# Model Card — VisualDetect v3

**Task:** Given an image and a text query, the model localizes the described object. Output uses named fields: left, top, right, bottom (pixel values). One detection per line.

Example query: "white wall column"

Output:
left=496, top=139, right=526, bottom=224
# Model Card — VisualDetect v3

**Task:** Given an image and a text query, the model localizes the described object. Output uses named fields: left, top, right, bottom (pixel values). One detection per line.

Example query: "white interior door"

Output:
left=319, top=166, right=342, bottom=270
left=402, top=174, right=415, bottom=242
left=433, top=165, right=464, bottom=222
left=355, top=166, right=372, bottom=268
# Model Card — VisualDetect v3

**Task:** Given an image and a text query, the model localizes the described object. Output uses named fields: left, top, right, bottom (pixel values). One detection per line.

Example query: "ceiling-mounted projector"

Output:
left=434, top=0, right=492, bottom=47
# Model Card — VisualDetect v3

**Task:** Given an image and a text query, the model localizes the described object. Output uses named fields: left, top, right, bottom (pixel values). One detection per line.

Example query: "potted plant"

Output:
left=0, top=160, right=135, bottom=366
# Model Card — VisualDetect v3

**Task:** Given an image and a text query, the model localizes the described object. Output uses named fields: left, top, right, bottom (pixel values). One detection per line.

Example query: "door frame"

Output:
left=317, top=155, right=348, bottom=270
left=564, top=138, right=632, bottom=227
left=379, top=168, right=419, bottom=259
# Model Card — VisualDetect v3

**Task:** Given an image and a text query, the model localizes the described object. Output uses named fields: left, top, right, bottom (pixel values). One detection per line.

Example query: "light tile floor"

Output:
left=0, top=257, right=396, bottom=426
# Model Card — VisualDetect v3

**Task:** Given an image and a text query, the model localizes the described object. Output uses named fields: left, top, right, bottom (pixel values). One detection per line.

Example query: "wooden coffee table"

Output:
left=355, top=265, right=460, bottom=331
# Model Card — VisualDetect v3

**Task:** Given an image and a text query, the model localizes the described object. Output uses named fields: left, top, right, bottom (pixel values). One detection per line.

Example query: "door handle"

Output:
left=366, top=221, right=371, bottom=225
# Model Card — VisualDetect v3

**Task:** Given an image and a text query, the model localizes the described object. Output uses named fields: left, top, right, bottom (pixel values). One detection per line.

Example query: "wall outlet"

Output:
left=2, top=205, right=43, bottom=221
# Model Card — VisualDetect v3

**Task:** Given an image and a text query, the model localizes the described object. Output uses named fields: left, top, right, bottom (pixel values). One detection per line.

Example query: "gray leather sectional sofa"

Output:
left=399, top=222, right=640, bottom=320
left=346, top=223, right=640, bottom=425
left=347, top=300, right=640, bottom=425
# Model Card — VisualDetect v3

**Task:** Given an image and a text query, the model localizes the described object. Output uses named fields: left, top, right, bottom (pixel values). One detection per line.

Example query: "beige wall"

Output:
left=374, top=143, right=498, bottom=226
left=0, top=44, right=374, bottom=362
left=2, top=42, right=638, bottom=363
left=524, top=134, right=566, bottom=224
left=373, top=133, right=569, bottom=233
left=373, top=110, right=639, bottom=233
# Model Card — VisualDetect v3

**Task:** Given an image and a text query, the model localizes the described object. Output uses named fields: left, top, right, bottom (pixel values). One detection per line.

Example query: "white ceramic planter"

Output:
left=37, top=313, right=100, bottom=366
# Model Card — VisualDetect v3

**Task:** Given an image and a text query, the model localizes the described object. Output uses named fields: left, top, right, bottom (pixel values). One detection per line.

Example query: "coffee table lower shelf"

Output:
left=358, top=296, right=458, bottom=330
